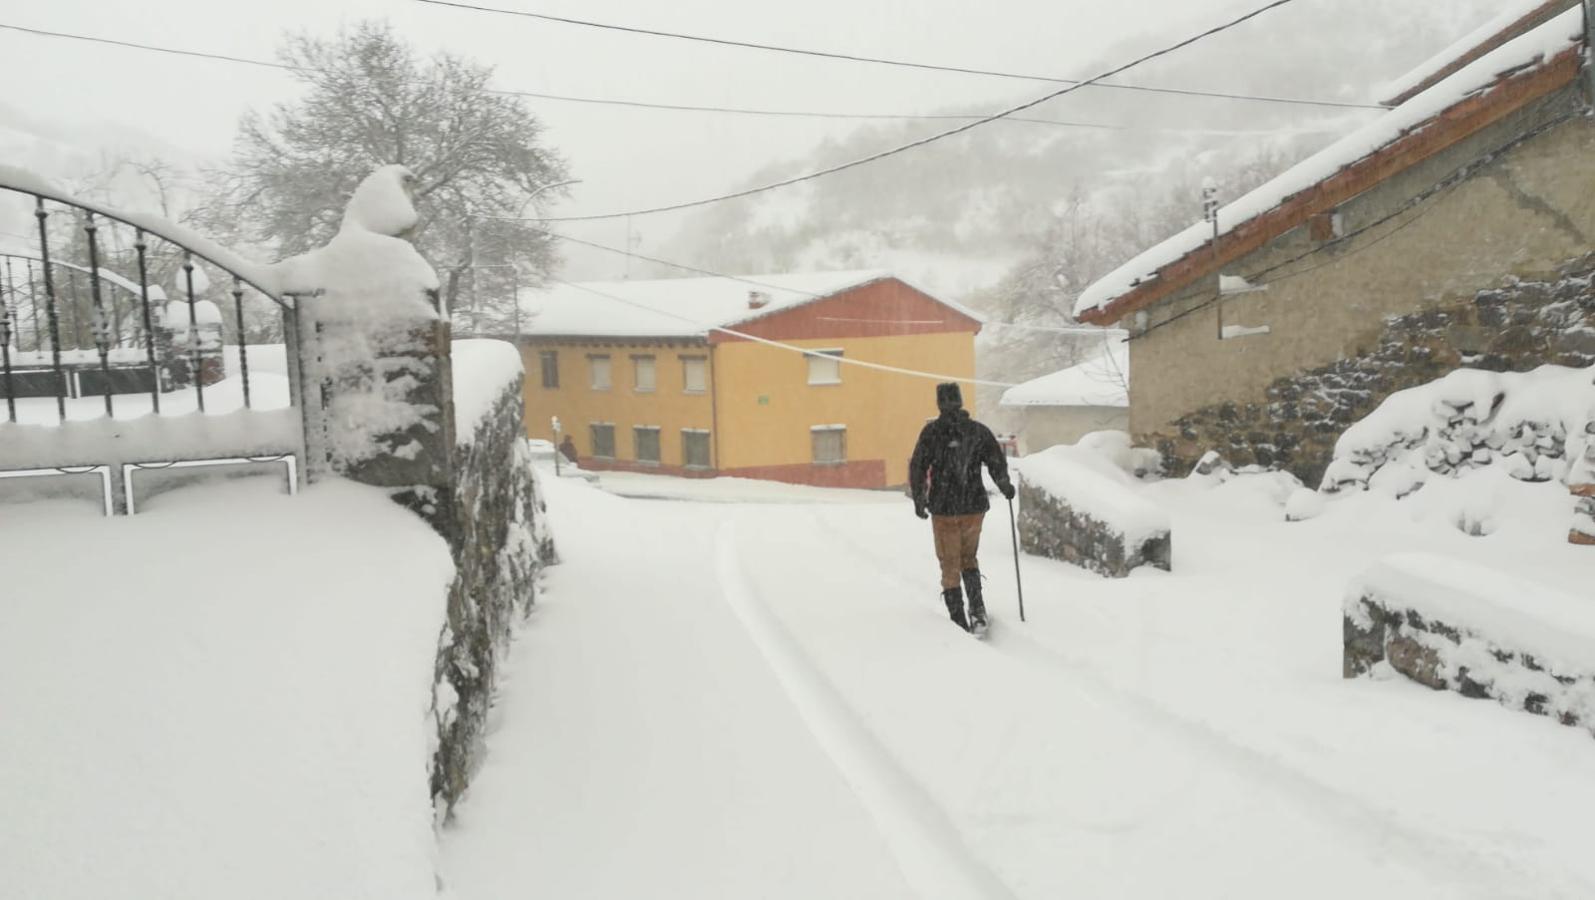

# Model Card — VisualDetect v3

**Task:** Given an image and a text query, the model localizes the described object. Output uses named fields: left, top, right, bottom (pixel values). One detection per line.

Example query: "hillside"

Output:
left=655, top=0, right=1505, bottom=359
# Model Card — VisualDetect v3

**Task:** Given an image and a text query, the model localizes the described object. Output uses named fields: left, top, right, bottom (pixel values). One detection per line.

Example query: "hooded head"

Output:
left=936, top=382, right=963, bottom=414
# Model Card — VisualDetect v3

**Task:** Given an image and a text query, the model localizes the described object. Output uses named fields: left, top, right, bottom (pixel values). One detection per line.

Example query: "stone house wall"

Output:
left=1126, top=85, right=1595, bottom=484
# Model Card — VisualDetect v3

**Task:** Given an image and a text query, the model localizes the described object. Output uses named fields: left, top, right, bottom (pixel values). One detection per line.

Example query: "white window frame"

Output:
left=681, top=356, right=708, bottom=394
left=682, top=428, right=712, bottom=469
left=539, top=350, right=559, bottom=389
left=632, top=354, right=657, bottom=393
left=588, top=354, right=612, bottom=391
left=806, top=349, right=844, bottom=386
left=811, top=424, right=847, bottom=466
left=633, top=425, right=662, bottom=465
left=589, top=422, right=616, bottom=459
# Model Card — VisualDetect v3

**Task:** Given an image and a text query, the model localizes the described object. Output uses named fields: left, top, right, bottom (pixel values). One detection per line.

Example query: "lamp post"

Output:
left=466, top=179, right=582, bottom=332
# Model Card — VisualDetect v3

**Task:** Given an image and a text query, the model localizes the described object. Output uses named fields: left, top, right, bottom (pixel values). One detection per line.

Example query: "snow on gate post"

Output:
left=277, top=165, right=456, bottom=526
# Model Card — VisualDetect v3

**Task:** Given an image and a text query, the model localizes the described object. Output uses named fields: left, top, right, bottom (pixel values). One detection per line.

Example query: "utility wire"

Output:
left=541, top=0, right=1311, bottom=222
left=0, top=21, right=1357, bottom=134
left=412, top=0, right=1382, bottom=111
left=545, top=276, right=1021, bottom=387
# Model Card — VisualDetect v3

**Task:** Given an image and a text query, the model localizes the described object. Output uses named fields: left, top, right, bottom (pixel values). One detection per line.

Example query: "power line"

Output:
left=542, top=0, right=1311, bottom=222
left=544, top=276, right=1021, bottom=387
left=0, top=21, right=1356, bottom=135
left=411, top=0, right=1382, bottom=111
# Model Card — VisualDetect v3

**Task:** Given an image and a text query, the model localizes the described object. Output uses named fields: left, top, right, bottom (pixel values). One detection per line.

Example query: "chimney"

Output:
left=747, top=290, right=769, bottom=310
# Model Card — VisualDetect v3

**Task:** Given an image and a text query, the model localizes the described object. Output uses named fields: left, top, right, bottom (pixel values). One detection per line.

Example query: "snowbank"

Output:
left=1322, top=364, right=1595, bottom=495
left=0, top=377, right=297, bottom=468
left=0, top=479, right=455, bottom=899
left=1074, top=8, right=1584, bottom=318
left=452, top=339, right=525, bottom=441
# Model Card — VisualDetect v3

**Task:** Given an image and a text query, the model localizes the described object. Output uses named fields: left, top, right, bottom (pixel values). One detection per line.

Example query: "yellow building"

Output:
left=516, top=271, right=981, bottom=489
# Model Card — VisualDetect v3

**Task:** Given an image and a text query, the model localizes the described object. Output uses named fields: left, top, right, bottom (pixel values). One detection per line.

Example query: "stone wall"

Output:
left=1017, top=479, right=1171, bottom=578
left=1344, top=557, right=1594, bottom=738
left=428, top=374, right=553, bottom=812
left=1148, top=254, right=1595, bottom=485
left=1126, top=89, right=1595, bottom=485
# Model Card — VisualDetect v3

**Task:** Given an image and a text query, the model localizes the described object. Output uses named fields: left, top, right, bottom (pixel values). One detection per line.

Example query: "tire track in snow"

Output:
left=813, top=515, right=1595, bottom=900
left=713, top=523, right=1018, bottom=900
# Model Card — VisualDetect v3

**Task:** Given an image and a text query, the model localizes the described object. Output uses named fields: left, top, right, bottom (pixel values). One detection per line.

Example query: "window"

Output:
left=632, top=355, right=656, bottom=393
left=588, top=354, right=612, bottom=391
left=589, top=423, right=615, bottom=459
left=682, top=430, right=711, bottom=469
left=539, top=350, right=559, bottom=389
left=807, top=349, right=843, bottom=385
left=634, top=426, right=661, bottom=465
left=812, top=426, right=846, bottom=465
left=682, top=356, right=707, bottom=394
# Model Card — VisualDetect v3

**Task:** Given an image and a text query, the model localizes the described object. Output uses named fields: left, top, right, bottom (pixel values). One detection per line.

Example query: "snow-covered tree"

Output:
left=190, top=21, right=570, bottom=334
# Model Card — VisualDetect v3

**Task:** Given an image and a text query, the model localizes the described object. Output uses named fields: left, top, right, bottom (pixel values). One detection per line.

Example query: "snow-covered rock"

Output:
left=1322, top=364, right=1595, bottom=494
left=1016, top=444, right=1172, bottom=577
left=1345, top=552, right=1595, bottom=737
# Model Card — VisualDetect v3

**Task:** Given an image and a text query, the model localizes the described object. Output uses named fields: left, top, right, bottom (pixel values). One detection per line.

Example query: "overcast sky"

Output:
left=3, top=1, right=1273, bottom=218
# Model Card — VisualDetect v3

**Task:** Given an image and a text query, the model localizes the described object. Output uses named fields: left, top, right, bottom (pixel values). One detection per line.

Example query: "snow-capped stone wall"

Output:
left=1344, top=553, right=1595, bottom=738
left=1319, top=363, right=1594, bottom=543
left=1015, top=445, right=1171, bottom=578
left=277, top=168, right=552, bottom=815
left=429, top=360, right=554, bottom=813
left=1320, top=364, right=1593, bottom=492
left=1144, top=253, right=1595, bottom=486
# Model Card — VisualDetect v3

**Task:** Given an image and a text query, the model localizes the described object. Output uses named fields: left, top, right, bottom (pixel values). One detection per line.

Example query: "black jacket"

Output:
left=909, top=411, right=1012, bottom=516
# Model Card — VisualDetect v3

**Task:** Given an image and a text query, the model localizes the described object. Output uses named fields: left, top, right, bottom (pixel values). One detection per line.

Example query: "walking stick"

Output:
left=1007, top=494, right=1026, bottom=623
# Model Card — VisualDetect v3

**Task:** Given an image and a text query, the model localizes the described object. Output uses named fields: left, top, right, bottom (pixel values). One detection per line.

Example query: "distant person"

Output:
left=559, top=435, right=580, bottom=466
left=908, top=383, right=1015, bottom=633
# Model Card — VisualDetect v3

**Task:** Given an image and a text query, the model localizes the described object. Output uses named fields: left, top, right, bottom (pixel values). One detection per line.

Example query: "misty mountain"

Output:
left=656, top=0, right=1503, bottom=313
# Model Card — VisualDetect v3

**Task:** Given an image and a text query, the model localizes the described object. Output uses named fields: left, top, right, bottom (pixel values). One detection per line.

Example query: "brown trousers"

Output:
left=931, top=514, right=985, bottom=590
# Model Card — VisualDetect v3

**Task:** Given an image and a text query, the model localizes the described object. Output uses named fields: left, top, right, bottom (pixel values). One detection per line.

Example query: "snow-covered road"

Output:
left=439, top=481, right=919, bottom=899
left=443, top=469, right=1595, bottom=899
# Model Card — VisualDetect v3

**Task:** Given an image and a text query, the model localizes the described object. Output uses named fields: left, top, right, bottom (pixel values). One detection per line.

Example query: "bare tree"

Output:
left=190, top=20, right=570, bottom=333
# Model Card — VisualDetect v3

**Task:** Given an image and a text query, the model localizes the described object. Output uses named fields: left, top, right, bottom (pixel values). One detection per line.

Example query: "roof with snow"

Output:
left=1000, top=336, right=1129, bottom=409
left=1379, top=1, right=1576, bottom=107
left=518, top=270, right=978, bottom=339
left=1074, top=6, right=1586, bottom=325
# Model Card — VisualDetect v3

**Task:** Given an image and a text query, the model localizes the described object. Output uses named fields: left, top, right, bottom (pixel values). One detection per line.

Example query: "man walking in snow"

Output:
left=909, top=383, right=1015, bottom=632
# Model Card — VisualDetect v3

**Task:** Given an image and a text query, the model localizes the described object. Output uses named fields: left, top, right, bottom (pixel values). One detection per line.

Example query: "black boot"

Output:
left=962, top=569, right=986, bottom=629
left=942, top=587, right=969, bottom=631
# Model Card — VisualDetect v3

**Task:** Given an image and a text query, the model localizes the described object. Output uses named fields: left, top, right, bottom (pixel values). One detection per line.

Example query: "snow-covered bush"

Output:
left=1322, top=365, right=1594, bottom=496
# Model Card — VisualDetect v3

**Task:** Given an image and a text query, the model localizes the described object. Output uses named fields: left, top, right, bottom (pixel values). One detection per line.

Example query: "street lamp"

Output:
left=466, top=178, right=582, bottom=333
